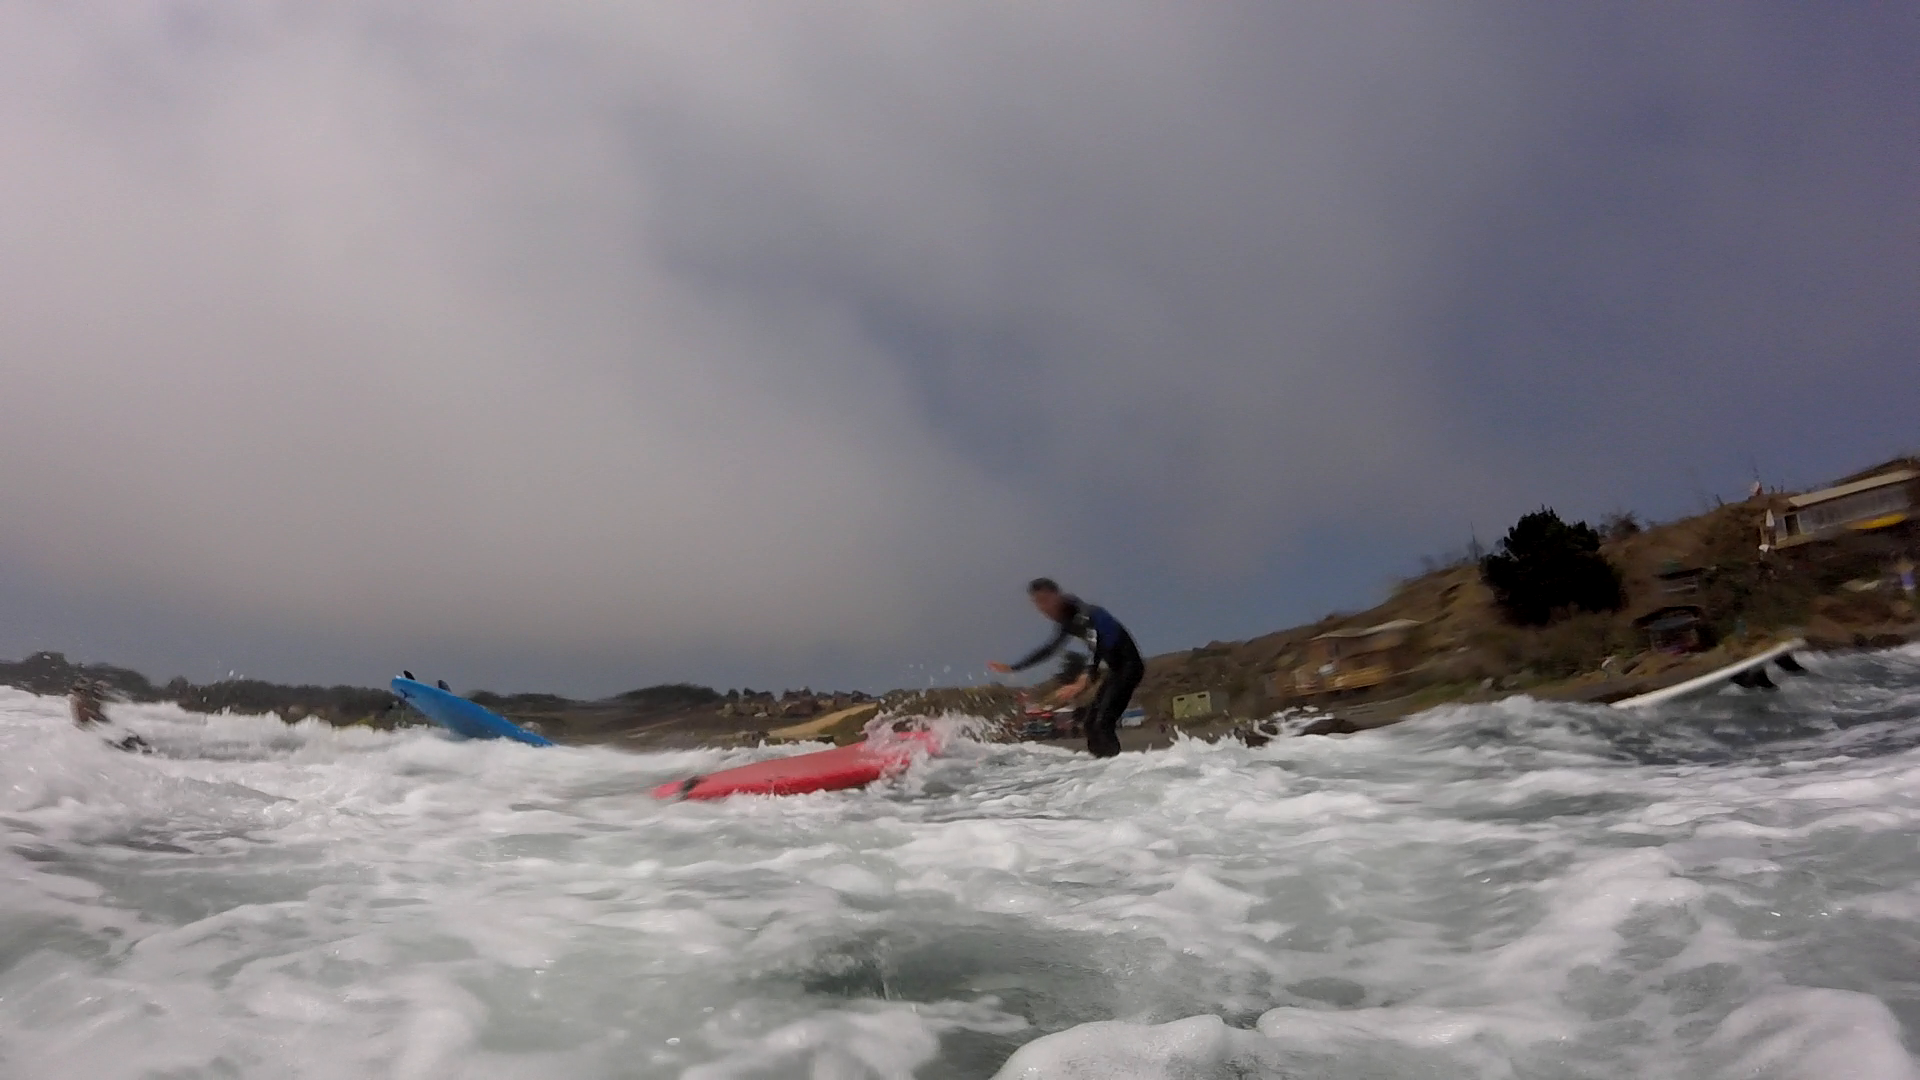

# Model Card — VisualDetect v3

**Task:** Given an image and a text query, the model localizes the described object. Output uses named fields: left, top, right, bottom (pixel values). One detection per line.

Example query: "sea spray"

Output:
left=1, top=647, right=1918, bottom=1077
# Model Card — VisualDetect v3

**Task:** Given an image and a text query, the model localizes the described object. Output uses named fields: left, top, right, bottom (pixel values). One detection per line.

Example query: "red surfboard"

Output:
left=652, top=731, right=938, bottom=800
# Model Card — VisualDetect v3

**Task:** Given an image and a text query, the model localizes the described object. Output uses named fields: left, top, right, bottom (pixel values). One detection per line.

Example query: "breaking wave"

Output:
left=4, top=646, right=1920, bottom=1078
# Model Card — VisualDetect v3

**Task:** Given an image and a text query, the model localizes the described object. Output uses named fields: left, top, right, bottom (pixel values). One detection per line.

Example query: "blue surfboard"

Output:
left=390, top=677, right=555, bottom=747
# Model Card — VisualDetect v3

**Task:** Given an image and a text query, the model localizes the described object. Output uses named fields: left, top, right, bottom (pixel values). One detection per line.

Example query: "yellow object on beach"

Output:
left=767, top=704, right=879, bottom=742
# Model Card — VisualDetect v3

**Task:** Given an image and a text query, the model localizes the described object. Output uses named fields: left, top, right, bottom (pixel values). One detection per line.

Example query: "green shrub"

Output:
left=1481, top=509, right=1626, bottom=626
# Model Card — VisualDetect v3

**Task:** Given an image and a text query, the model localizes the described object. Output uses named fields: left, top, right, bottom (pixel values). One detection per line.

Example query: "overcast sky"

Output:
left=1, top=3, right=1914, bottom=696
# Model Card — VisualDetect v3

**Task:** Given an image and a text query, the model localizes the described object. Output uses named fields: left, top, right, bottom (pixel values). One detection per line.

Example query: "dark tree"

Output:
left=1481, top=509, right=1626, bottom=626
left=614, top=683, right=723, bottom=711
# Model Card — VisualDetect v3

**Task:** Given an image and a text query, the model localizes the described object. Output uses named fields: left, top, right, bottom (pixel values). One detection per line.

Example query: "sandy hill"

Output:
left=1133, top=458, right=1919, bottom=727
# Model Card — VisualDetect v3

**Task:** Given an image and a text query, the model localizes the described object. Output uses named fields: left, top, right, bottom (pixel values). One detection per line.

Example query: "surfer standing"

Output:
left=990, top=579, right=1143, bottom=758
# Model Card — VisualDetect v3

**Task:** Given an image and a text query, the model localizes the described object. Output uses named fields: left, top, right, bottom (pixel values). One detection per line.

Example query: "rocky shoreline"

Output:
left=14, top=629, right=1916, bottom=757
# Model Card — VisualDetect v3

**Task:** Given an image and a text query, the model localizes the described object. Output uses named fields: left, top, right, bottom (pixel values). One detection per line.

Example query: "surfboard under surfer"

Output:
left=990, top=578, right=1143, bottom=758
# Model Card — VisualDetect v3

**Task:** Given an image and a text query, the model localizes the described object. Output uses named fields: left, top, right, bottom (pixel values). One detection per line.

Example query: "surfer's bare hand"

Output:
left=987, top=662, right=1012, bottom=674
left=1050, top=676, right=1089, bottom=703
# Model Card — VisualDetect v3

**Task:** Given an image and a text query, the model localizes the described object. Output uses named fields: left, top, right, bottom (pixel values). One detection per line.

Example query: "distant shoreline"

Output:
left=7, top=632, right=1917, bottom=754
left=7, top=458, right=1917, bottom=750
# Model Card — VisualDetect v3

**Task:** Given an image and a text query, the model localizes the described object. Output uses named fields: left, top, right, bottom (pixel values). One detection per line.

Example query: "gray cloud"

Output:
left=0, top=3, right=1911, bottom=692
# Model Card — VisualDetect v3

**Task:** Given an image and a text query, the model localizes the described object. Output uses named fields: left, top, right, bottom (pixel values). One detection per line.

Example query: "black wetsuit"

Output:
left=1010, top=596, right=1143, bottom=758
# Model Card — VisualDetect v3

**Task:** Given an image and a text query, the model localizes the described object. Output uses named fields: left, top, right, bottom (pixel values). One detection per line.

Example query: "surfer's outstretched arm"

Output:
left=992, top=578, right=1083, bottom=674
left=1001, top=623, right=1072, bottom=674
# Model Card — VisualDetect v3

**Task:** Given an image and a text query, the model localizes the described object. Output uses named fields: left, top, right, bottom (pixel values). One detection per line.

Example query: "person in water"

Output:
left=68, top=680, right=151, bottom=753
left=990, top=578, right=1143, bottom=758
left=68, top=680, right=109, bottom=729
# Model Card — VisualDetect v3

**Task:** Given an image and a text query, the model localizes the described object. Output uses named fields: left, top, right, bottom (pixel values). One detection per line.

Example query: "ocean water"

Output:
left=5, top=648, right=1920, bottom=1079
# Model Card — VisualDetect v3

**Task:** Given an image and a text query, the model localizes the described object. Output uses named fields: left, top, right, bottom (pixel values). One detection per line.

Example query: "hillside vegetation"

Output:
left=1135, top=459, right=1919, bottom=725
left=6, top=455, right=1915, bottom=744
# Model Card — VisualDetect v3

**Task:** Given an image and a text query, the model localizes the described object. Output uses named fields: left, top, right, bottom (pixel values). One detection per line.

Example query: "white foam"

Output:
left=1703, top=988, right=1920, bottom=1080
left=2, top=659, right=1920, bottom=1077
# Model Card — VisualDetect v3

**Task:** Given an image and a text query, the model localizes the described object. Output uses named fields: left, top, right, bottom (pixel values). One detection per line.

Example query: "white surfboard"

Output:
left=1610, top=639, right=1807, bottom=709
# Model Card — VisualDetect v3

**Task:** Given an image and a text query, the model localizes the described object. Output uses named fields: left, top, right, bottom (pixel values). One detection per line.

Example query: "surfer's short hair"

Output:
left=1028, top=577, right=1060, bottom=595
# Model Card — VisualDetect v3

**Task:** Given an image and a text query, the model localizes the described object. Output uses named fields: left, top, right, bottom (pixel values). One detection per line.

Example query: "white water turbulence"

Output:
left=7, top=650, right=1920, bottom=1078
